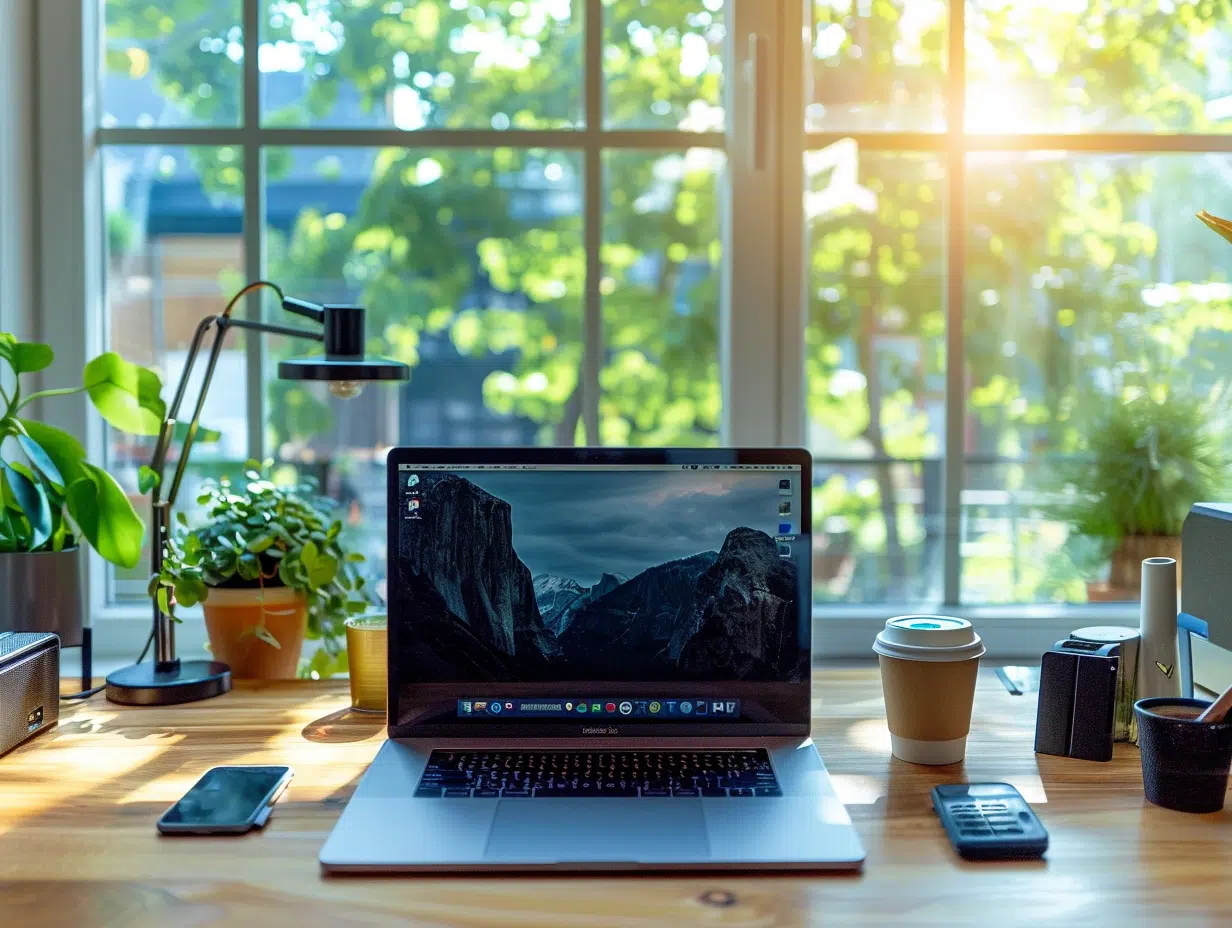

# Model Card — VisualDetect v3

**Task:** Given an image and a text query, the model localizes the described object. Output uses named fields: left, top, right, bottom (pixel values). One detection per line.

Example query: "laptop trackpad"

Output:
left=485, top=799, right=710, bottom=864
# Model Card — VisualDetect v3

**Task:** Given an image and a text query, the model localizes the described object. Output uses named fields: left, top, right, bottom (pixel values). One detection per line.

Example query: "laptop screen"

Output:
left=387, top=450, right=811, bottom=736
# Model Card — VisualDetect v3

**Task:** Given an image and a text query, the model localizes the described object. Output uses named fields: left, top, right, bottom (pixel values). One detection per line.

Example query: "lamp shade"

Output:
left=277, top=356, right=410, bottom=382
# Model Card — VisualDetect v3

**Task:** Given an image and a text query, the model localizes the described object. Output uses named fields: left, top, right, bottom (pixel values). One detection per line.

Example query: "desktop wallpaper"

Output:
left=390, top=469, right=809, bottom=684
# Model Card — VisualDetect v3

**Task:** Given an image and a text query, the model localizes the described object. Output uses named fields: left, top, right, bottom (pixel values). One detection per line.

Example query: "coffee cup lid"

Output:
left=873, top=615, right=985, bottom=662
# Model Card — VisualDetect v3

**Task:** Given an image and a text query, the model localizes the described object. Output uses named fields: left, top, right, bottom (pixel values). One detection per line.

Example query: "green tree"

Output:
left=105, top=0, right=1232, bottom=604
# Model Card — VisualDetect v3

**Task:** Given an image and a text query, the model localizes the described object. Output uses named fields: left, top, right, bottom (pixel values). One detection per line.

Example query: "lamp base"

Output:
left=105, top=660, right=232, bottom=706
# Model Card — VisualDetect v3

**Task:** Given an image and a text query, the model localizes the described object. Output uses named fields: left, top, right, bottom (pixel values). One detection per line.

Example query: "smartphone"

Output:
left=157, top=765, right=293, bottom=835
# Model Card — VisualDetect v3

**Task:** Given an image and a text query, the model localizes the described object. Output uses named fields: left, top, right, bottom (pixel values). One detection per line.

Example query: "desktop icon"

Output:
left=779, top=478, right=792, bottom=494
left=779, top=500, right=791, bottom=515
left=489, top=702, right=502, bottom=714
left=648, top=701, right=661, bottom=714
left=665, top=700, right=677, bottom=714
left=473, top=701, right=487, bottom=711
left=726, top=701, right=737, bottom=714
left=461, top=701, right=472, bottom=714
left=591, top=703, right=601, bottom=713
left=407, top=474, right=420, bottom=488
left=619, top=701, right=633, bottom=716
left=634, top=701, right=648, bottom=715
left=693, top=700, right=707, bottom=715
left=577, top=703, right=588, bottom=713
left=679, top=701, right=692, bottom=715
left=504, top=702, right=513, bottom=710
left=605, top=702, right=616, bottom=713
left=777, top=543, right=792, bottom=557
left=712, top=701, right=724, bottom=714
left=778, top=522, right=792, bottom=535
left=565, top=702, right=573, bottom=711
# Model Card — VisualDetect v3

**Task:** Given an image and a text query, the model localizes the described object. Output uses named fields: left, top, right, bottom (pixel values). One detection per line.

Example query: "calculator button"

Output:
left=1019, top=811, right=1033, bottom=822
left=979, top=802, right=1008, bottom=812
left=964, top=827, right=992, bottom=836
left=993, top=826, right=1024, bottom=835
left=986, top=815, right=1017, bottom=826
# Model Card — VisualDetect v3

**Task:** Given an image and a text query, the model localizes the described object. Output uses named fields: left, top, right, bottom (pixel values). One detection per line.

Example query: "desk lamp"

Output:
left=104, top=280, right=409, bottom=705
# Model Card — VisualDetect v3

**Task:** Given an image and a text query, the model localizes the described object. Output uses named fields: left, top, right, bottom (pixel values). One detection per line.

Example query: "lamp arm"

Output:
left=222, top=316, right=327, bottom=343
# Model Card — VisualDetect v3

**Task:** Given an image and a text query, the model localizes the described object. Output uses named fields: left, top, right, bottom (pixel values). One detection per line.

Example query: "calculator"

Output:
left=930, top=783, right=1049, bottom=861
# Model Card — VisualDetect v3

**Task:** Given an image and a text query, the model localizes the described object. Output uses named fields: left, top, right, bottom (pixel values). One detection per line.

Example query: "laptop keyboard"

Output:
left=415, top=749, right=782, bottom=798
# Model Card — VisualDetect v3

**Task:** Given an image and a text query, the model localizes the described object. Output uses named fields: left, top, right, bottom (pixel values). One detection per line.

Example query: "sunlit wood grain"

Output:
left=0, top=669, right=1228, bottom=927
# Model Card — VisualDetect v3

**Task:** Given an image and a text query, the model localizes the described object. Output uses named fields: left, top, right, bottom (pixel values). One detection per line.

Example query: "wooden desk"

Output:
left=2, top=669, right=1228, bottom=927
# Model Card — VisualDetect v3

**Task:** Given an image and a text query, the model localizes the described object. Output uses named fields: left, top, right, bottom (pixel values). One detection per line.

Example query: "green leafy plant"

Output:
left=151, top=461, right=370, bottom=657
left=1051, top=394, right=1227, bottom=542
left=0, top=334, right=164, bottom=566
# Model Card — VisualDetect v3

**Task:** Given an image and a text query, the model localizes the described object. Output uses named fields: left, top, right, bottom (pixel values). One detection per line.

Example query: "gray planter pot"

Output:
left=0, top=547, right=85, bottom=645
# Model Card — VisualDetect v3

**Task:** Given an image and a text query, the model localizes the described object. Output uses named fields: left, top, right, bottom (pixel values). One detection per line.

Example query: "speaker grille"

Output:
left=0, top=632, right=59, bottom=757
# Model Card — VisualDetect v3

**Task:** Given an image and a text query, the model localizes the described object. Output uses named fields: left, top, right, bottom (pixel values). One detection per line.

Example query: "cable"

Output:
left=60, top=684, right=105, bottom=701
left=59, top=629, right=155, bottom=703
left=136, top=628, right=154, bottom=665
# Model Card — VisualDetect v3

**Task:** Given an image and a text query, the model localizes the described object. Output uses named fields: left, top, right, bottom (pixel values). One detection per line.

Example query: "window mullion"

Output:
left=723, top=0, right=782, bottom=446
left=943, top=0, right=968, bottom=606
left=243, top=0, right=264, bottom=461
left=581, top=0, right=603, bottom=445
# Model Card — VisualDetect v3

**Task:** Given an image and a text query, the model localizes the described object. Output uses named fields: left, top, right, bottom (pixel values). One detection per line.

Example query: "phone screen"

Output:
left=161, top=766, right=289, bottom=828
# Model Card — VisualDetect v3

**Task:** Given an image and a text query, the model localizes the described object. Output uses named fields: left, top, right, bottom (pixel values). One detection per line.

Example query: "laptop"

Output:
left=320, top=447, right=864, bottom=872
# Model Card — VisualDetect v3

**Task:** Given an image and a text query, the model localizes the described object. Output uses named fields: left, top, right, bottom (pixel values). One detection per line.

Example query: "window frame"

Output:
left=43, top=0, right=1196, bottom=660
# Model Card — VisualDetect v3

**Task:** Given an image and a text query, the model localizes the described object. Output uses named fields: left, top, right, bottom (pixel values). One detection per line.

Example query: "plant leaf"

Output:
left=309, top=553, right=337, bottom=589
left=247, top=534, right=275, bottom=553
left=83, top=352, right=166, bottom=436
left=137, top=465, right=160, bottom=494
left=1198, top=210, right=1232, bottom=246
left=157, top=586, right=171, bottom=616
left=9, top=341, right=54, bottom=374
left=2, top=462, right=51, bottom=548
left=170, top=421, right=222, bottom=443
left=300, top=539, right=319, bottom=569
left=253, top=624, right=282, bottom=649
left=15, top=420, right=85, bottom=486
left=65, top=462, right=145, bottom=569
left=16, top=434, right=64, bottom=487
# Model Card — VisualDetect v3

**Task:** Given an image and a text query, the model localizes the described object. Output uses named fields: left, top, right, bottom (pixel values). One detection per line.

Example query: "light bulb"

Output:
left=328, top=380, right=365, bottom=399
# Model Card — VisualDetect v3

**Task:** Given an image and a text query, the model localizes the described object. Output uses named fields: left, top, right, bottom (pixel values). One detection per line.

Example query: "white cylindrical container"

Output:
left=1136, top=557, right=1182, bottom=701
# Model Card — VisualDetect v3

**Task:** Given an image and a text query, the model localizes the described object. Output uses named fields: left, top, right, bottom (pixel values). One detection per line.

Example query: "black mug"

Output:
left=1134, top=697, right=1232, bottom=814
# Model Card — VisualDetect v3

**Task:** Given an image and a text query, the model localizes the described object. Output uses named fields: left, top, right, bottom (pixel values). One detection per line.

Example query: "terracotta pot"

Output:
left=201, top=586, right=307, bottom=679
left=1088, top=535, right=1182, bottom=602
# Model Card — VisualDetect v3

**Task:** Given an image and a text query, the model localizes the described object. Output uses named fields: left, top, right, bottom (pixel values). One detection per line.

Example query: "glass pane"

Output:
left=601, top=149, right=723, bottom=445
left=260, top=1, right=582, bottom=129
left=103, top=146, right=248, bottom=600
left=103, top=0, right=243, bottom=127
left=966, top=1, right=1232, bottom=133
left=805, top=147, right=946, bottom=602
left=604, top=0, right=725, bottom=131
left=813, top=460, right=941, bottom=603
left=807, top=0, right=947, bottom=132
left=264, top=147, right=584, bottom=597
left=964, top=153, right=1232, bottom=603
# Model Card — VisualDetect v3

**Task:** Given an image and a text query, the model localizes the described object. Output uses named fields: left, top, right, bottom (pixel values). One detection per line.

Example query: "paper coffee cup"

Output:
left=873, top=615, right=985, bottom=765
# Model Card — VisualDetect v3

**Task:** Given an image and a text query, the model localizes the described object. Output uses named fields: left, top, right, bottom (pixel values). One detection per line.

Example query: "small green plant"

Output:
left=1052, top=394, right=1226, bottom=542
left=152, top=461, right=370, bottom=658
left=0, top=334, right=164, bottom=566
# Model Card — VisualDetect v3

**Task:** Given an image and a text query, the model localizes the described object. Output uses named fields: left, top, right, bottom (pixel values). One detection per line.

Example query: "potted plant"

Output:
left=152, top=461, right=370, bottom=678
left=1052, top=394, right=1226, bottom=601
left=1, top=334, right=163, bottom=631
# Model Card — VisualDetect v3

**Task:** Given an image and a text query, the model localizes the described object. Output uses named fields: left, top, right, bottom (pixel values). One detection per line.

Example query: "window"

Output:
left=85, top=0, right=1232, bottom=627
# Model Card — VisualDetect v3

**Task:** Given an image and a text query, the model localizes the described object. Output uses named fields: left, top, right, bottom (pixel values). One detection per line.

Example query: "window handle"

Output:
left=745, top=33, right=767, bottom=172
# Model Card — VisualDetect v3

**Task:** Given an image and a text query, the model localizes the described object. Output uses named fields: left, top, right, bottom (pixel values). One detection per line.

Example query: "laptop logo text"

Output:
left=582, top=727, right=618, bottom=735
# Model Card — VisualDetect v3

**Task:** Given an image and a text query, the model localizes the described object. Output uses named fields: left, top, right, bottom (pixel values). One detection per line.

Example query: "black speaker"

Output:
left=1034, top=639, right=1119, bottom=762
left=0, top=632, right=59, bottom=758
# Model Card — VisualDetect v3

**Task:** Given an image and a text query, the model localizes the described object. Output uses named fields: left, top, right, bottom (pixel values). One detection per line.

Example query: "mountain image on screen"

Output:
left=393, top=473, right=807, bottom=683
